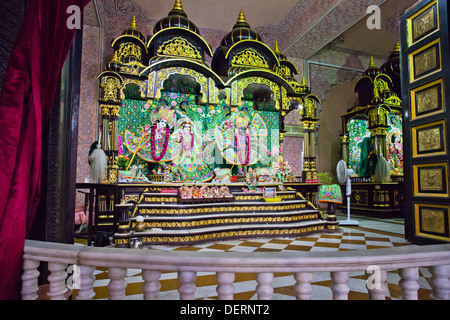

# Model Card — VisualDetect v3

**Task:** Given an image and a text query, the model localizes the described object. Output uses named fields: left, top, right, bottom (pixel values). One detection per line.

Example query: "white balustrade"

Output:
left=178, top=271, right=197, bottom=300
left=20, top=259, right=40, bottom=300
left=77, top=265, right=96, bottom=300
left=108, top=267, right=128, bottom=300
left=331, top=271, right=349, bottom=300
left=294, top=272, right=313, bottom=300
left=20, top=240, right=450, bottom=301
left=216, top=272, right=235, bottom=300
left=256, top=272, right=273, bottom=300
left=399, top=267, right=419, bottom=300
left=47, top=262, right=68, bottom=300
left=429, top=265, right=450, bottom=300
left=142, top=269, right=161, bottom=300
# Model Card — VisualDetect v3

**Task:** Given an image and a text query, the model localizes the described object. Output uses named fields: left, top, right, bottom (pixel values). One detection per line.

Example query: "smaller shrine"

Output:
left=339, top=42, right=404, bottom=216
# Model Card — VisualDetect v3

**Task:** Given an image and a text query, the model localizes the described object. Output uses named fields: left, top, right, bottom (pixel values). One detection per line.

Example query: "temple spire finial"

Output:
left=301, top=77, right=307, bottom=86
left=274, top=41, right=281, bottom=54
left=130, top=15, right=137, bottom=29
left=173, top=0, right=184, bottom=11
left=369, top=56, right=376, bottom=68
left=393, top=40, right=400, bottom=52
left=237, top=10, right=247, bottom=24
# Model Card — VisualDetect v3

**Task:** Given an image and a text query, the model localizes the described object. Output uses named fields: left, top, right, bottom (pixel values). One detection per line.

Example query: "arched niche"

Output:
left=242, top=83, right=276, bottom=111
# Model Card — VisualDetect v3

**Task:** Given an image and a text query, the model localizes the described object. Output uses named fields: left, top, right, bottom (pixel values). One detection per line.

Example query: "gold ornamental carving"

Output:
left=101, top=77, right=122, bottom=102
left=419, top=168, right=443, bottom=191
left=418, top=127, right=441, bottom=152
left=231, top=48, right=269, bottom=69
left=157, top=37, right=202, bottom=60
left=411, top=4, right=437, bottom=42
left=416, top=84, right=440, bottom=114
left=118, top=43, right=142, bottom=62
left=421, top=208, right=446, bottom=234
left=414, top=45, right=438, bottom=77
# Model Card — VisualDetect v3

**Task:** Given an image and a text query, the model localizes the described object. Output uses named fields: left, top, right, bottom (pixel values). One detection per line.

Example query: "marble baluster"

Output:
left=331, top=271, right=349, bottom=300
left=256, top=272, right=273, bottom=300
left=294, top=272, right=313, bottom=300
left=216, top=272, right=235, bottom=300
left=143, top=270, right=161, bottom=300
left=76, top=265, right=96, bottom=300
left=366, top=268, right=387, bottom=300
left=20, top=259, right=40, bottom=300
left=47, top=262, right=68, bottom=300
left=178, top=271, right=197, bottom=300
left=108, top=267, right=128, bottom=300
left=399, top=267, right=419, bottom=300
left=429, top=265, right=450, bottom=300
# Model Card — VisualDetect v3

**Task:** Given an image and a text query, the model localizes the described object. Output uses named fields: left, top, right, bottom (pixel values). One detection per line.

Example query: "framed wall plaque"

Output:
left=412, top=120, right=446, bottom=157
left=414, top=203, right=450, bottom=241
left=410, top=39, right=441, bottom=81
left=410, top=79, right=444, bottom=119
left=409, top=0, right=439, bottom=44
left=413, top=162, right=448, bottom=197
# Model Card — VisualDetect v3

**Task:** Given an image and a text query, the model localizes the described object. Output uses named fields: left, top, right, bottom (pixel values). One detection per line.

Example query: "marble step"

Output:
left=134, top=199, right=310, bottom=216
left=113, top=219, right=339, bottom=246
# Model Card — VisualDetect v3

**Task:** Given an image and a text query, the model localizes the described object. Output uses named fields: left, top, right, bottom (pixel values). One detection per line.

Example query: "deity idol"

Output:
left=171, top=118, right=206, bottom=171
left=215, top=110, right=269, bottom=166
left=124, top=105, right=179, bottom=163
left=387, top=130, right=403, bottom=175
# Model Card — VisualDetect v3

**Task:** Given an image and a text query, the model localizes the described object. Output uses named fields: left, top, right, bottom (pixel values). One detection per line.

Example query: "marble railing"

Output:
left=21, top=239, right=450, bottom=300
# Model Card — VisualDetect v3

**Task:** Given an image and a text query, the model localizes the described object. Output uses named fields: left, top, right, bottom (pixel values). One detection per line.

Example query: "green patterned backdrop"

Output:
left=118, top=94, right=279, bottom=182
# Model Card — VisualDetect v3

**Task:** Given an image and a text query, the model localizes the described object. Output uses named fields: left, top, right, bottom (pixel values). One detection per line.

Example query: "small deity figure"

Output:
left=192, top=185, right=201, bottom=198
left=245, top=167, right=258, bottom=191
left=219, top=186, right=233, bottom=198
left=211, top=185, right=220, bottom=198
left=387, top=131, right=403, bottom=175
left=179, top=185, right=192, bottom=198
left=199, top=185, right=211, bottom=198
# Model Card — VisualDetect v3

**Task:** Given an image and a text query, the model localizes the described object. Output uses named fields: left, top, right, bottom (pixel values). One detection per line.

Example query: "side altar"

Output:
left=339, top=44, right=405, bottom=217
left=85, top=1, right=332, bottom=247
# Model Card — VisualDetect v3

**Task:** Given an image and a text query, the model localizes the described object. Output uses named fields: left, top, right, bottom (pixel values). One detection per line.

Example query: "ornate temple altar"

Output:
left=339, top=43, right=405, bottom=217
left=85, top=0, right=336, bottom=247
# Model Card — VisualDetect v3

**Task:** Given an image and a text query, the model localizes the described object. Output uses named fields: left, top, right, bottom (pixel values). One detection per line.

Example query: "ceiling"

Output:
left=128, top=0, right=299, bottom=33
left=96, top=0, right=418, bottom=60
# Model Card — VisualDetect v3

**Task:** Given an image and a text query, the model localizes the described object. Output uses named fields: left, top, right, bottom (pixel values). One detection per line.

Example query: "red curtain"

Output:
left=0, top=0, right=90, bottom=299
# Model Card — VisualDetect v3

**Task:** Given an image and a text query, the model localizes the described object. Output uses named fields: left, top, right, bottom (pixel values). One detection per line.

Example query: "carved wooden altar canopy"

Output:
left=96, top=0, right=320, bottom=183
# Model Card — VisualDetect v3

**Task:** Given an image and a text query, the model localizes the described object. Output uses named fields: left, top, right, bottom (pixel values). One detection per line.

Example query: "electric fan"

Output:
left=336, top=159, right=359, bottom=226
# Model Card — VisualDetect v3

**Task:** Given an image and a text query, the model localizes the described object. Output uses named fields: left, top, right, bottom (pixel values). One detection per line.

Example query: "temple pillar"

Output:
left=340, top=134, right=349, bottom=164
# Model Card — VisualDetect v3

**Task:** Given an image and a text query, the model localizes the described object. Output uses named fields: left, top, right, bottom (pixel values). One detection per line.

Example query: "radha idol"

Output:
left=171, top=118, right=206, bottom=171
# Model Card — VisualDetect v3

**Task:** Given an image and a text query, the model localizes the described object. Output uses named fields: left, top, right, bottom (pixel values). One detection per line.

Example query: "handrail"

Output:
left=21, top=239, right=450, bottom=300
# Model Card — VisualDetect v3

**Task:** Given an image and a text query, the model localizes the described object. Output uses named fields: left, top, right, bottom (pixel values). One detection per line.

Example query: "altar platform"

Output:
left=76, top=182, right=338, bottom=247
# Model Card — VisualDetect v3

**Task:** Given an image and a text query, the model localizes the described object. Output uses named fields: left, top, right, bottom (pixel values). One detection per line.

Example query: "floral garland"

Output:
left=235, top=133, right=250, bottom=165
left=150, top=125, right=170, bottom=161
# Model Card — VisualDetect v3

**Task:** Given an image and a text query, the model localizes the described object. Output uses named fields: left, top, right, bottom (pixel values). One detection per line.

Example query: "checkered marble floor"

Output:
left=75, top=213, right=434, bottom=300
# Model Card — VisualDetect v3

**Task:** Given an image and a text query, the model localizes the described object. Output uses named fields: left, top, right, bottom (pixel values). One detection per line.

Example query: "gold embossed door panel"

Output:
left=401, top=0, right=450, bottom=243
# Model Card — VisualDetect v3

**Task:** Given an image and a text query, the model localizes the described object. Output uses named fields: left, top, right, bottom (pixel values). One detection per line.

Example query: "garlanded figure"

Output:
left=215, top=110, right=269, bottom=167
left=124, top=103, right=179, bottom=164
left=171, top=118, right=206, bottom=171
left=387, top=129, right=403, bottom=175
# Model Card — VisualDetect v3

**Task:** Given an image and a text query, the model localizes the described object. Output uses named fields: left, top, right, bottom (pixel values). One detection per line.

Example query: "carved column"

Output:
left=108, top=104, right=121, bottom=183
left=97, top=72, right=123, bottom=183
